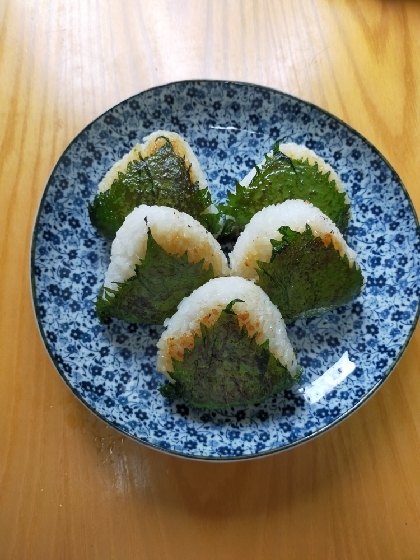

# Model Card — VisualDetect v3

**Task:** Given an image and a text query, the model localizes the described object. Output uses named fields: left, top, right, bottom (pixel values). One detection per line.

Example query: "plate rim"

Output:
left=30, top=79, right=420, bottom=461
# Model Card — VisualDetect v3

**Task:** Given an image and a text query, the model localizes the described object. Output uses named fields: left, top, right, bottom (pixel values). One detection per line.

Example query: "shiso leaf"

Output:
left=88, top=138, right=217, bottom=239
left=225, top=299, right=245, bottom=313
left=218, top=140, right=350, bottom=241
left=196, top=210, right=222, bottom=237
left=95, top=229, right=214, bottom=324
left=159, top=302, right=300, bottom=409
left=256, top=225, right=364, bottom=323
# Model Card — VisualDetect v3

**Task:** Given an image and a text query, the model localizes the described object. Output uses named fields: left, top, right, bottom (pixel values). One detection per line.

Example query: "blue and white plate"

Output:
left=31, top=81, right=420, bottom=460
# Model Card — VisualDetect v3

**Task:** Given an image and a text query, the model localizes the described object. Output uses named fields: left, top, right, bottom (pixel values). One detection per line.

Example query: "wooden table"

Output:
left=1, top=1, right=420, bottom=558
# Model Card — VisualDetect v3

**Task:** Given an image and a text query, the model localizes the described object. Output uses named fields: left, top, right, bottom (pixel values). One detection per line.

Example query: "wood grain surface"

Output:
left=1, top=1, right=420, bottom=559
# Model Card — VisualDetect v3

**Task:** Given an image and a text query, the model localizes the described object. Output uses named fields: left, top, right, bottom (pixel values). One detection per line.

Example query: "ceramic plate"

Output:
left=31, top=80, right=420, bottom=460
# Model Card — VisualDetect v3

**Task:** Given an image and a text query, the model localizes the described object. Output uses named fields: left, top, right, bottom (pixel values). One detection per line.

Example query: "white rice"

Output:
left=229, top=200, right=358, bottom=280
left=98, top=130, right=208, bottom=193
left=240, top=141, right=350, bottom=204
left=104, top=205, right=229, bottom=291
left=156, top=276, right=298, bottom=378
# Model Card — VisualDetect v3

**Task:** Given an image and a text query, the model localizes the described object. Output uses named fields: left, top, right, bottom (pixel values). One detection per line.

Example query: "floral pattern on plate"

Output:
left=31, top=81, right=420, bottom=460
